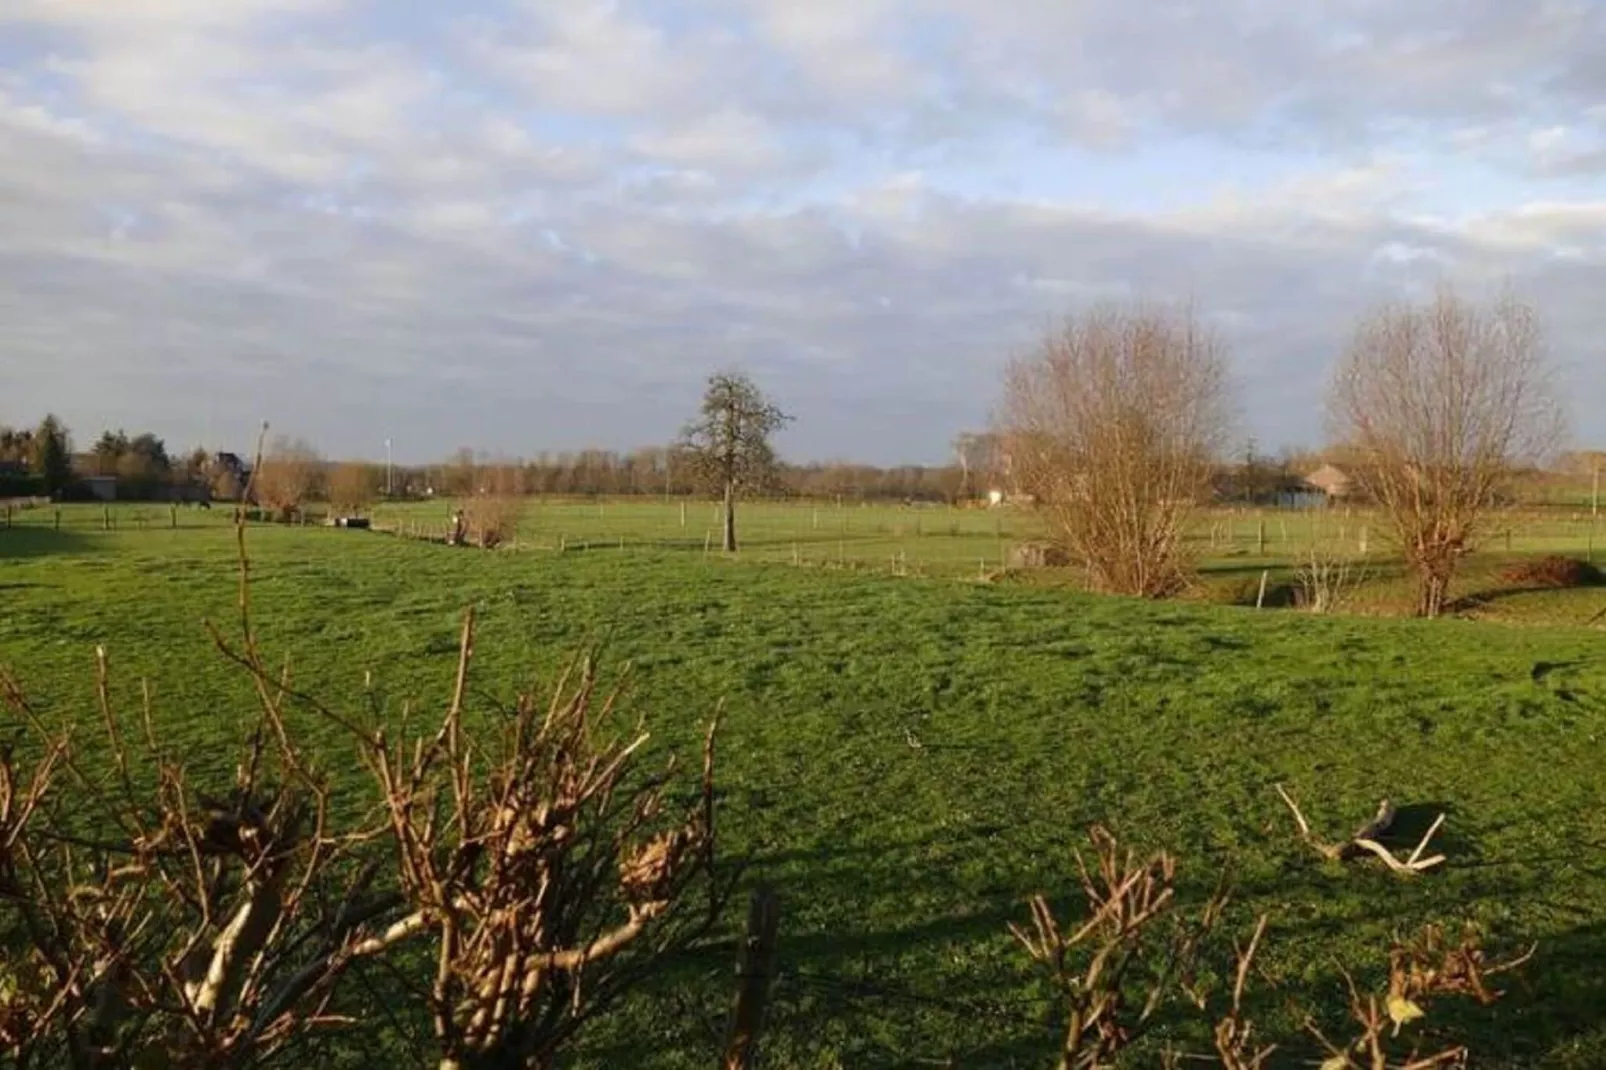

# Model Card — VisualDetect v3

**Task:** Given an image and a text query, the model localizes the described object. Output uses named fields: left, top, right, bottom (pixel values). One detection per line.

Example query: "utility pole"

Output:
left=385, top=438, right=393, bottom=497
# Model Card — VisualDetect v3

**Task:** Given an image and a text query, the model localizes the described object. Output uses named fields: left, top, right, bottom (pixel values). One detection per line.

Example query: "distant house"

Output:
left=1303, top=464, right=1354, bottom=502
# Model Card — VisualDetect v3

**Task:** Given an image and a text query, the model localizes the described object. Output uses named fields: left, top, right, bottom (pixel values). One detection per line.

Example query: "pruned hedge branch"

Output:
left=0, top=507, right=728, bottom=1070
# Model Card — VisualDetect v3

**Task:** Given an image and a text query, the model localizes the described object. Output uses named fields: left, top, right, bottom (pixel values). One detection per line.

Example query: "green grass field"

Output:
left=11, top=496, right=1603, bottom=619
left=3, top=509, right=1606, bottom=1066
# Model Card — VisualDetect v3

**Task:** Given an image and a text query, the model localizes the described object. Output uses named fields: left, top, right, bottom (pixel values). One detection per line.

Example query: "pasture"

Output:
left=3, top=506, right=1606, bottom=1066
left=10, top=497, right=1605, bottom=621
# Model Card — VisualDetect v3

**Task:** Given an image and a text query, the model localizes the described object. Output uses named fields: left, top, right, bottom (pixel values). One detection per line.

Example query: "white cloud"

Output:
left=0, top=0, right=1602, bottom=461
left=630, top=108, right=786, bottom=174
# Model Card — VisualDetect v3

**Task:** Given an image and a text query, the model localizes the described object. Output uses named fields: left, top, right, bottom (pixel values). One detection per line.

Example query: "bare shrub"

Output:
left=1329, top=287, right=1565, bottom=617
left=1011, top=826, right=1229, bottom=1068
left=356, top=612, right=725, bottom=1069
left=0, top=520, right=727, bottom=1068
left=1293, top=544, right=1371, bottom=614
left=452, top=462, right=526, bottom=548
left=255, top=436, right=322, bottom=521
left=462, top=494, right=523, bottom=548
left=0, top=650, right=397, bottom=1068
left=327, top=461, right=377, bottom=516
left=1304, top=925, right=1534, bottom=1070
left=999, top=304, right=1232, bottom=597
left=1014, top=826, right=1534, bottom=1069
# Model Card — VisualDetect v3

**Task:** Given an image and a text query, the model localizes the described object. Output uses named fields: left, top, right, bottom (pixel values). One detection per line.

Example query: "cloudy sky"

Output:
left=0, top=1, right=1601, bottom=464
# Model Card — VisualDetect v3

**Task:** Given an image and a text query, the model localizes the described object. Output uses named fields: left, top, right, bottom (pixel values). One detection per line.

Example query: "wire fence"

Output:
left=4, top=497, right=1602, bottom=581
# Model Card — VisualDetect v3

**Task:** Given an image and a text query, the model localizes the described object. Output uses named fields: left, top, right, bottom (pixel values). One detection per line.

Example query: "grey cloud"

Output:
left=0, top=0, right=1602, bottom=464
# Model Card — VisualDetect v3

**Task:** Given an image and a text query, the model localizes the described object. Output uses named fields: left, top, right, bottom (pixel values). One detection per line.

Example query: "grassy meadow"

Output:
left=3, top=503, right=1606, bottom=1066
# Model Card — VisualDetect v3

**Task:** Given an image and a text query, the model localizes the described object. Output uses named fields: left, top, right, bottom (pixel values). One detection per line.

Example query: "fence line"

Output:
left=7, top=501, right=1602, bottom=581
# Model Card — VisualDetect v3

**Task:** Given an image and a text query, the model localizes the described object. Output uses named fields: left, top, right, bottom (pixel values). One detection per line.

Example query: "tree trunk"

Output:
left=723, top=480, right=737, bottom=553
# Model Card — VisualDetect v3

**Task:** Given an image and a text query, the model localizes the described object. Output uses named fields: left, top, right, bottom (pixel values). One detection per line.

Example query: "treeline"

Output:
left=0, top=417, right=247, bottom=502
left=414, top=449, right=972, bottom=502
left=0, top=420, right=979, bottom=505
left=0, top=417, right=71, bottom=498
left=19, top=414, right=1574, bottom=511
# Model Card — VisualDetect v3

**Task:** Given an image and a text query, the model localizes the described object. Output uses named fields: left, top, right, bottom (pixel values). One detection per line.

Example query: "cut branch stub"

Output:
left=1275, top=785, right=1446, bottom=876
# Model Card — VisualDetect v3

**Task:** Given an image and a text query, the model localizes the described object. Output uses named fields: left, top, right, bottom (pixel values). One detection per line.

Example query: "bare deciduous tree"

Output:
left=951, top=432, right=993, bottom=502
left=998, top=304, right=1232, bottom=597
left=679, top=373, right=791, bottom=553
left=1329, top=288, right=1565, bottom=617
left=327, top=461, right=377, bottom=516
left=255, top=437, right=322, bottom=522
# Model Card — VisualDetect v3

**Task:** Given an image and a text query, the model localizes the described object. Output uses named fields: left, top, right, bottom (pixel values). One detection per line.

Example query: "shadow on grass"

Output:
left=0, top=526, right=96, bottom=561
left=1448, top=582, right=1606, bottom=616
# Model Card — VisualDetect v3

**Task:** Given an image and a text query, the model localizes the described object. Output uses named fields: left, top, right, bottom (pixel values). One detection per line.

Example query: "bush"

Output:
left=1497, top=556, right=1604, bottom=589
left=1293, top=546, right=1371, bottom=614
left=462, top=494, right=523, bottom=548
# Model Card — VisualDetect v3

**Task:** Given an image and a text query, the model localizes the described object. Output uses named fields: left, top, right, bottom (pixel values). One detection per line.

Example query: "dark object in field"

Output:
left=1276, top=784, right=1446, bottom=875
left=1008, top=540, right=1070, bottom=569
left=331, top=516, right=371, bottom=529
left=1498, top=555, right=1605, bottom=589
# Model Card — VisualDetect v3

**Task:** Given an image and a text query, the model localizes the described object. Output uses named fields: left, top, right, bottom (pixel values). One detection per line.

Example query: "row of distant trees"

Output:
left=0, top=421, right=253, bottom=503
left=0, top=420, right=987, bottom=507
left=413, top=447, right=972, bottom=503
left=0, top=417, right=72, bottom=498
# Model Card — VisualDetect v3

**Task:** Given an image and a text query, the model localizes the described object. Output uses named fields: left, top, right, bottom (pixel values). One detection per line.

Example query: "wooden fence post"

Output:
left=1256, top=570, right=1270, bottom=609
left=54, top=509, right=61, bottom=531
left=1257, top=519, right=1266, bottom=555
left=103, top=506, right=111, bottom=531
left=170, top=504, right=178, bottom=529
left=721, top=886, right=780, bottom=1070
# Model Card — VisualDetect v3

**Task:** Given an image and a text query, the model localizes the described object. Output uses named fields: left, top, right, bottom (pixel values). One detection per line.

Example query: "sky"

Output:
left=0, top=0, right=1602, bottom=465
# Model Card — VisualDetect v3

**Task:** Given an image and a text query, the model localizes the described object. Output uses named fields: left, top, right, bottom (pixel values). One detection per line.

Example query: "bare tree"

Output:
left=679, top=373, right=791, bottom=553
left=998, top=304, right=1232, bottom=597
left=327, top=461, right=377, bottom=516
left=952, top=432, right=988, bottom=502
left=1329, top=287, right=1564, bottom=617
left=255, top=437, right=322, bottom=522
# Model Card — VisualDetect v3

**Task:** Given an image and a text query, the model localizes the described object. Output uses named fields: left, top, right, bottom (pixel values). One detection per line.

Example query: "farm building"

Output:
left=1302, top=463, right=1354, bottom=501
